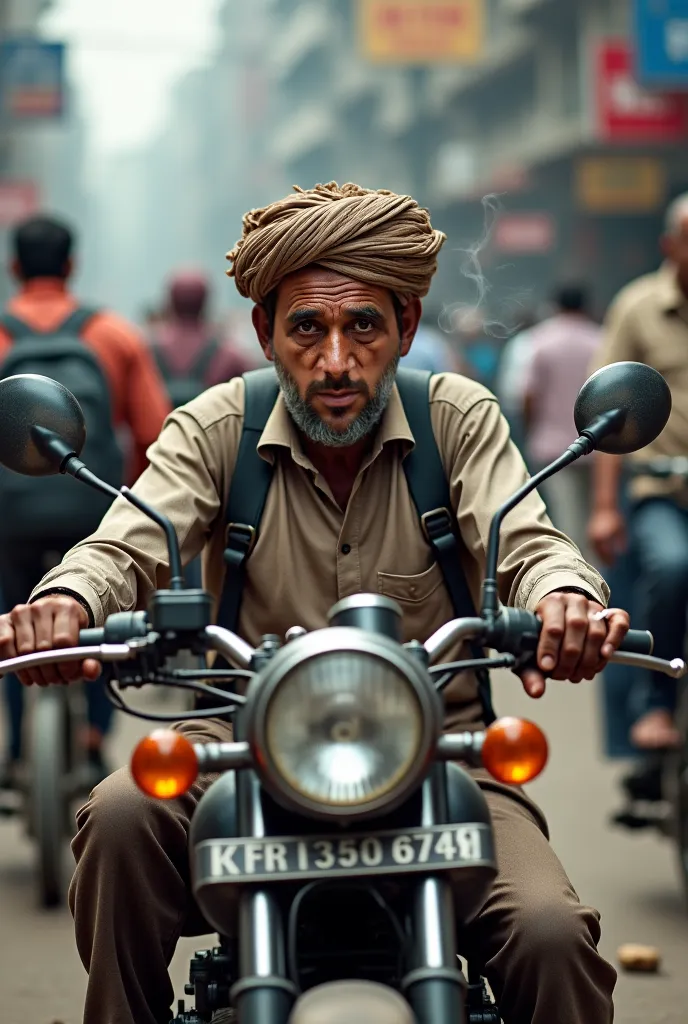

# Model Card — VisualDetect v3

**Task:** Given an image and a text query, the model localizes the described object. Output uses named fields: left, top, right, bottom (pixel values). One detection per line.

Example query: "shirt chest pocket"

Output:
left=377, top=561, right=445, bottom=604
left=377, top=561, right=453, bottom=641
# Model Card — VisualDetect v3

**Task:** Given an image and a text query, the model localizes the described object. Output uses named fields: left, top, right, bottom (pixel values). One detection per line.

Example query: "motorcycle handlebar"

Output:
left=425, top=610, right=654, bottom=663
left=78, top=611, right=149, bottom=649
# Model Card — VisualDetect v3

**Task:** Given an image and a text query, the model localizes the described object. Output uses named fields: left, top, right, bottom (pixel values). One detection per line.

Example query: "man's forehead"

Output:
left=277, top=267, right=392, bottom=313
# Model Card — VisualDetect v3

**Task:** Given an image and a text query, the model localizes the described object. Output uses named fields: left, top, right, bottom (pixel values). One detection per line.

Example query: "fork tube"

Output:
left=403, top=767, right=467, bottom=1024
left=233, top=713, right=296, bottom=1024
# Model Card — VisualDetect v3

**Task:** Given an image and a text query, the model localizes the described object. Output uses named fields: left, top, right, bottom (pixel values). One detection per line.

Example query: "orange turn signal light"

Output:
left=131, top=729, right=199, bottom=799
left=482, top=717, right=548, bottom=785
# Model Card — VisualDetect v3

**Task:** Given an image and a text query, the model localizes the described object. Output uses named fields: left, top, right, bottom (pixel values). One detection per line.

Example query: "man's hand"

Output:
left=0, top=595, right=100, bottom=687
left=521, top=591, right=629, bottom=699
left=588, top=508, right=627, bottom=565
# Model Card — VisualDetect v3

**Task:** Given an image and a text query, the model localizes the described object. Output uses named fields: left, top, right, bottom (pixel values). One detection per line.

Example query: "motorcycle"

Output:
left=0, top=360, right=680, bottom=1024
left=610, top=456, right=688, bottom=900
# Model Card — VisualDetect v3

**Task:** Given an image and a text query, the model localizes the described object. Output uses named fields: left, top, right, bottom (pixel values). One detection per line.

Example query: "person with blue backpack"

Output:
left=0, top=215, right=170, bottom=787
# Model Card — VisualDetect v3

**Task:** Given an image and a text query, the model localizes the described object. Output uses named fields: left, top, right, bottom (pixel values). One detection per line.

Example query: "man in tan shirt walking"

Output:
left=0, top=183, right=627, bottom=1024
left=589, top=192, right=688, bottom=752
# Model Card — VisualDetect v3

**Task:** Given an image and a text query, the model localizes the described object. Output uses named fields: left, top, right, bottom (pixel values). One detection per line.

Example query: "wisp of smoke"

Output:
left=438, top=193, right=534, bottom=340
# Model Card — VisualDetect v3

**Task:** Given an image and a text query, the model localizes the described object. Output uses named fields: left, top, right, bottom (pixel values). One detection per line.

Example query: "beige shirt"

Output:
left=596, top=265, right=688, bottom=504
left=33, top=372, right=607, bottom=726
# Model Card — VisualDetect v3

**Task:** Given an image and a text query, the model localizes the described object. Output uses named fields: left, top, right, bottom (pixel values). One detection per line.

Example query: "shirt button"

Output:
left=341, top=543, right=352, bottom=555
left=409, top=585, right=418, bottom=597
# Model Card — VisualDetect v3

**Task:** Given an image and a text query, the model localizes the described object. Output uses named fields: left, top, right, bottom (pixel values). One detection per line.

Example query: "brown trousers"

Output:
left=69, top=719, right=616, bottom=1024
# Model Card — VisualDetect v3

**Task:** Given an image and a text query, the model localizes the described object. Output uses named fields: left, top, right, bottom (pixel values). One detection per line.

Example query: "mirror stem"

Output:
left=481, top=435, right=599, bottom=622
left=60, top=456, right=186, bottom=591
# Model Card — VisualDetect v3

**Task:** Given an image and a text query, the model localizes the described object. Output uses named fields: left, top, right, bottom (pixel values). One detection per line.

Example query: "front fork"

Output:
left=233, top=753, right=464, bottom=1024
left=403, top=765, right=467, bottom=1024
left=232, top=768, right=298, bottom=1024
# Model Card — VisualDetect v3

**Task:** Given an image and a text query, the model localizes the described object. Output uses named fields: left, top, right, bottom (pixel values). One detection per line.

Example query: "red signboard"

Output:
left=595, top=39, right=688, bottom=141
left=0, top=181, right=39, bottom=226
left=493, top=213, right=555, bottom=254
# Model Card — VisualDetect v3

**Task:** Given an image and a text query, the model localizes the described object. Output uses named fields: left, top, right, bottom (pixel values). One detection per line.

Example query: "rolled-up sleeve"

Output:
left=433, top=381, right=608, bottom=611
left=30, top=399, right=235, bottom=625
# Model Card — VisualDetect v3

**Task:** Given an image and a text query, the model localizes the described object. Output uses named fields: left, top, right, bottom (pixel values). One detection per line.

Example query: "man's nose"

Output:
left=318, top=329, right=354, bottom=376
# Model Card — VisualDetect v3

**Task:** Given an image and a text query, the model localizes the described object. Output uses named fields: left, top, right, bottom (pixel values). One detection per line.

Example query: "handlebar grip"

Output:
left=618, top=629, right=653, bottom=656
left=78, top=628, right=104, bottom=646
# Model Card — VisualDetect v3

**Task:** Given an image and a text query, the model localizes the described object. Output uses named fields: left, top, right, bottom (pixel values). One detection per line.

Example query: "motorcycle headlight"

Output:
left=246, top=628, right=441, bottom=821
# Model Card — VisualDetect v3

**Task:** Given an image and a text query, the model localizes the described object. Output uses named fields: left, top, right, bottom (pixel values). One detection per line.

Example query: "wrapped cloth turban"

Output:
left=226, top=181, right=446, bottom=305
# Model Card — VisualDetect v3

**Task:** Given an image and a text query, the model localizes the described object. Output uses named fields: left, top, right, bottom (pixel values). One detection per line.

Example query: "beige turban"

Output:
left=226, top=181, right=446, bottom=305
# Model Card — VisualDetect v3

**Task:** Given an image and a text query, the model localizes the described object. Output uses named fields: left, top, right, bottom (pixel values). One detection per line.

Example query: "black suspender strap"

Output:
left=395, top=368, right=496, bottom=724
left=217, top=368, right=279, bottom=633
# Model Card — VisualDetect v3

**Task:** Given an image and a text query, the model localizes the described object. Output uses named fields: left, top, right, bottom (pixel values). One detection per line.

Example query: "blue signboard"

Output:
left=0, top=39, right=65, bottom=120
left=635, top=0, right=688, bottom=88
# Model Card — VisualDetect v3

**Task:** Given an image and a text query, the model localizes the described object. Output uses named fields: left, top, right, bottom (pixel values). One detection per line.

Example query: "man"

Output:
left=0, top=215, right=170, bottom=783
left=589, top=192, right=688, bottom=751
left=0, top=183, right=626, bottom=1024
left=147, top=268, right=253, bottom=408
left=522, top=285, right=602, bottom=556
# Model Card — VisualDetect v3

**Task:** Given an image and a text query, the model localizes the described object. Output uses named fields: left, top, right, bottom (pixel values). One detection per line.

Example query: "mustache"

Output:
left=306, top=375, right=369, bottom=400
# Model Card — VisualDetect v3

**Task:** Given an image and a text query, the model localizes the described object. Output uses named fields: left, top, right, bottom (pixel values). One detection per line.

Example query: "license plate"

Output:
left=194, top=823, right=493, bottom=885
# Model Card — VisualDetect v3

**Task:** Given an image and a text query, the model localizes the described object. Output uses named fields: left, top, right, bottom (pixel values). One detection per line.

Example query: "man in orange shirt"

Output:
left=0, top=215, right=170, bottom=784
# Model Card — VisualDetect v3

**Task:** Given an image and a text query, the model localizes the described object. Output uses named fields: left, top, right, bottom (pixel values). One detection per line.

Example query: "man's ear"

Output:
left=252, top=304, right=274, bottom=361
left=400, top=297, right=422, bottom=357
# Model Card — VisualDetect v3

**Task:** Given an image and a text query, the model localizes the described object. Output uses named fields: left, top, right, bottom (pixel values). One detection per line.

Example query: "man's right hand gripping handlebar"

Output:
left=0, top=595, right=100, bottom=687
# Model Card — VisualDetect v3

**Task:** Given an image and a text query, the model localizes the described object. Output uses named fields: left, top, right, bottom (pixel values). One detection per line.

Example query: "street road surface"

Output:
left=0, top=673, right=686, bottom=1023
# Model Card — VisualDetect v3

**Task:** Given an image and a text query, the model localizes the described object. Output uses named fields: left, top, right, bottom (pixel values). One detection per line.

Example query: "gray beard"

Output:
left=273, top=355, right=399, bottom=448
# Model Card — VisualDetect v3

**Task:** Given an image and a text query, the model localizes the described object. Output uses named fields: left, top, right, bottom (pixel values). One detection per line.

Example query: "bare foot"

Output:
left=630, top=709, right=681, bottom=750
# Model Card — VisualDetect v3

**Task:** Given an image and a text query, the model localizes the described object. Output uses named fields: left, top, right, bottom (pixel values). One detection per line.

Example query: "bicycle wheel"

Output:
left=29, top=687, right=69, bottom=908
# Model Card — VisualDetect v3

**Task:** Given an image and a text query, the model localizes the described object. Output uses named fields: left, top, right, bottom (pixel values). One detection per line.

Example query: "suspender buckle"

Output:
left=421, top=507, right=455, bottom=545
left=223, top=523, right=256, bottom=568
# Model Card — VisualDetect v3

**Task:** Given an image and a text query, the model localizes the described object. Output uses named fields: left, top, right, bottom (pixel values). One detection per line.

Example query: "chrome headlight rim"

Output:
left=244, top=627, right=441, bottom=822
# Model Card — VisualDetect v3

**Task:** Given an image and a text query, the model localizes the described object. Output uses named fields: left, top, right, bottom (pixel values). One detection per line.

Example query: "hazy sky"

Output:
left=41, top=0, right=223, bottom=155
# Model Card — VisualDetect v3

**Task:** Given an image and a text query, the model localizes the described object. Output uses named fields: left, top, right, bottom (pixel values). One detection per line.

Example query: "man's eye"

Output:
left=296, top=321, right=319, bottom=334
left=353, top=319, right=374, bottom=332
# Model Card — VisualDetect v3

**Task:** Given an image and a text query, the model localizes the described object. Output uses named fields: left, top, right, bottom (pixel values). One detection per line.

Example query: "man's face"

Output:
left=662, top=213, right=688, bottom=292
left=253, top=267, right=421, bottom=447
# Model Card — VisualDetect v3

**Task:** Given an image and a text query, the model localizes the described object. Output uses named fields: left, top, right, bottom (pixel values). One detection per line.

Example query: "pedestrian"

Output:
left=147, top=269, right=252, bottom=408
left=589, top=192, right=688, bottom=752
left=521, top=285, right=602, bottom=556
left=0, top=214, right=170, bottom=786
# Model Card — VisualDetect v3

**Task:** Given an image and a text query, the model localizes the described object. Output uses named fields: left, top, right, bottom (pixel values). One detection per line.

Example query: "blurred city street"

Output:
left=1, top=674, right=688, bottom=1024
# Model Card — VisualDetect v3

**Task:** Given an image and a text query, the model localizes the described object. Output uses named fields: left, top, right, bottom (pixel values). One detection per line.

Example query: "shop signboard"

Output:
left=595, top=38, right=688, bottom=140
left=0, top=181, right=39, bottom=226
left=576, top=157, right=666, bottom=213
left=0, top=39, right=65, bottom=119
left=635, top=0, right=688, bottom=89
left=358, top=0, right=484, bottom=63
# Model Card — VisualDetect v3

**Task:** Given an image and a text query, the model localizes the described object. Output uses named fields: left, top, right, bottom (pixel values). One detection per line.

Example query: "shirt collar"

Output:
left=657, top=262, right=687, bottom=314
left=257, top=382, right=415, bottom=469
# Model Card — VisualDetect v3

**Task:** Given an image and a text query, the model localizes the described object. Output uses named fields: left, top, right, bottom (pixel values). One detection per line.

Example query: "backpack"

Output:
left=153, top=337, right=220, bottom=408
left=216, top=367, right=495, bottom=723
left=0, top=307, right=124, bottom=542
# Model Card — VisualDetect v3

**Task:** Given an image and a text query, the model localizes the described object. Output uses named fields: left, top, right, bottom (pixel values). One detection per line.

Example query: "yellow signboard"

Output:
left=576, top=157, right=666, bottom=213
left=358, top=0, right=484, bottom=64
